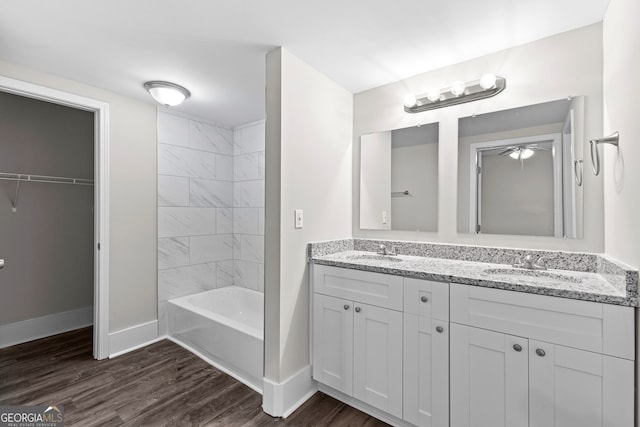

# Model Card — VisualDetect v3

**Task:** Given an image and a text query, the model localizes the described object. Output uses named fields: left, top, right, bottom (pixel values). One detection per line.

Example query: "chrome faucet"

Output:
left=377, top=244, right=397, bottom=256
left=513, top=254, right=547, bottom=270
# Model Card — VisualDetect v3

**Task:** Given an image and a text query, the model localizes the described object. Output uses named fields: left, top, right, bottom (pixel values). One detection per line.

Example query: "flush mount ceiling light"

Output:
left=144, top=81, right=191, bottom=107
left=404, top=73, right=506, bottom=113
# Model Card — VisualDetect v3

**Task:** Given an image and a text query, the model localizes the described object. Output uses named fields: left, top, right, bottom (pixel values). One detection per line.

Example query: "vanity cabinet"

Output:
left=450, top=283, right=635, bottom=427
left=312, top=265, right=404, bottom=418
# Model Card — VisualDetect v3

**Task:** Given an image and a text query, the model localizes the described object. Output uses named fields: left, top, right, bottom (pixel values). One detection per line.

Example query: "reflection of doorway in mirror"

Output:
left=469, top=134, right=562, bottom=237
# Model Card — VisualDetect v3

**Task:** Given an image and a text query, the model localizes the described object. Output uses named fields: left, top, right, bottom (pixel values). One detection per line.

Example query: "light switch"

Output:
left=295, top=209, right=304, bottom=228
left=382, top=211, right=388, bottom=224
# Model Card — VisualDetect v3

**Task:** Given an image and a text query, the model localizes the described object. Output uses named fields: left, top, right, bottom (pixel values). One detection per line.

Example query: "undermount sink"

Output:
left=483, top=268, right=583, bottom=284
left=345, top=254, right=404, bottom=263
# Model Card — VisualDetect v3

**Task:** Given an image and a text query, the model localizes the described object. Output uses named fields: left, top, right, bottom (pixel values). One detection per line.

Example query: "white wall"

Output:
left=603, top=0, right=640, bottom=271
left=0, top=60, right=158, bottom=333
left=353, top=23, right=603, bottom=252
left=233, top=121, right=265, bottom=292
left=0, top=92, right=94, bottom=324
left=360, top=131, right=391, bottom=230
left=156, top=111, right=235, bottom=333
left=264, top=47, right=353, bottom=383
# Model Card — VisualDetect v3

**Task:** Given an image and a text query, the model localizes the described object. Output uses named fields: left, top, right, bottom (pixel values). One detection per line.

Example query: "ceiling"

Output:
left=0, top=0, right=609, bottom=127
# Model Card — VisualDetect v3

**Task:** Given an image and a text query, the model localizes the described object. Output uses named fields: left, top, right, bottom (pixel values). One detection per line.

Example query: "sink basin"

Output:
left=483, top=268, right=582, bottom=284
left=345, top=254, right=404, bottom=263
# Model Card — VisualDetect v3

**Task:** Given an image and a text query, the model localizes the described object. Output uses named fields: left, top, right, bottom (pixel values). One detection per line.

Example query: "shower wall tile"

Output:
left=240, top=122, right=266, bottom=154
left=189, top=178, right=233, bottom=207
left=158, top=263, right=217, bottom=301
left=190, top=234, right=233, bottom=264
left=240, top=235, right=264, bottom=263
left=234, top=260, right=258, bottom=290
left=233, top=208, right=260, bottom=235
left=233, top=235, right=242, bottom=259
left=158, top=207, right=216, bottom=238
left=158, top=112, right=189, bottom=147
left=158, top=301, right=169, bottom=336
left=217, top=260, right=234, bottom=287
left=216, top=154, right=234, bottom=181
left=233, top=180, right=265, bottom=207
left=189, top=120, right=234, bottom=155
left=258, top=208, right=265, bottom=235
left=234, top=152, right=261, bottom=181
left=158, top=144, right=216, bottom=179
left=158, top=175, right=189, bottom=207
left=216, top=208, right=233, bottom=234
left=257, top=263, right=264, bottom=292
left=158, top=237, right=190, bottom=269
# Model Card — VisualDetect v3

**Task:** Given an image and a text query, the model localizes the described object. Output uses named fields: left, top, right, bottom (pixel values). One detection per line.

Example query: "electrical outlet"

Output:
left=295, top=209, right=304, bottom=228
left=382, top=211, right=387, bottom=224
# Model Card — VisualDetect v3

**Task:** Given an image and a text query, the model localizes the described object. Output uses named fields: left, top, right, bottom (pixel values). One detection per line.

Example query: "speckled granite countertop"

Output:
left=308, top=240, right=639, bottom=307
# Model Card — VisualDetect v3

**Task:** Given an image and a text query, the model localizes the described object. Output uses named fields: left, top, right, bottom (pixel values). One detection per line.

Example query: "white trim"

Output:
left=0, top=306, right=93, bottom=349
left=0, top=75, right=110, bottom=360
left=108, top=320, right=159, bottom=357
left=262, top=365, right=317, bottom=418
left=167, top=336, right=263, bottom=394
left=468, top=133, right=562, bottom=236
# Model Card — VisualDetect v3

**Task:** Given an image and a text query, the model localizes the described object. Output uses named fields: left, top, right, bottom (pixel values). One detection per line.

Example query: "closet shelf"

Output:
left=0, top=172, right=94, bottom=186
left=0, top=172, right=94, bottom=212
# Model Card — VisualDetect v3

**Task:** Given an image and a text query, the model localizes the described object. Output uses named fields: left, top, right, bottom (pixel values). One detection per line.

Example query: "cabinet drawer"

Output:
left=313, top=264, right=403, bottom=310
left=450, top=283, right=634, bottom=360
left=403, top=278, right=449, bottom=321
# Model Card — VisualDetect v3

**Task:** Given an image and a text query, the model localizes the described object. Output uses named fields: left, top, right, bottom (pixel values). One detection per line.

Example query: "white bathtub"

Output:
left=168, top=286, right=263, bottom=392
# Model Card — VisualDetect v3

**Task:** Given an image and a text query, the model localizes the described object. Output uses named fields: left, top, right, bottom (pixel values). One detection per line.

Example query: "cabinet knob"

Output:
left=344, top=304, right=350, bottom=310
left=420, top=296, right=428, bottom=303
left=436, top=326, right=444, bottom=333
left=355, top=307, right=361, bottom=313
left=513, top=344, right=522, bottom=352
left=536, top=348, right=546, bottom=357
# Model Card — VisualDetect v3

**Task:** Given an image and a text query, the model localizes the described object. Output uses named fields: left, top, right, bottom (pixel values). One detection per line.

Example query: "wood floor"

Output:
left=0, top=328, right=388, bottom=426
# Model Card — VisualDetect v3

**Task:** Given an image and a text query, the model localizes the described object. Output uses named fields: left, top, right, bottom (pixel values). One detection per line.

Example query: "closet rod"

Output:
left=0, top=172, right=94, bottom=186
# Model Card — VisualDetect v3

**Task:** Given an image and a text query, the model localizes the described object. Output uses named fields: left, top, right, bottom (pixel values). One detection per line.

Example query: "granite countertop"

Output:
left=310, top=250, right=636, bottom=306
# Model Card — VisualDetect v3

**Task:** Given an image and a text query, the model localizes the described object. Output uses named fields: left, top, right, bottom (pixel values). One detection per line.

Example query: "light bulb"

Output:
left=426, top=88, right=441, bottom=102
left=509, top=147, right=535, bottom=160
left=450, top=81, right=466, bottom=96
left=480, top=73, right=497, bottom=90
left=403, top=94, right=417, bottom=108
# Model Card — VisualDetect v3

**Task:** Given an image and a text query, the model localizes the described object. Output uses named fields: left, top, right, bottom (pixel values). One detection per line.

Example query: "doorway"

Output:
left=0, top=75, right=109, bottom=359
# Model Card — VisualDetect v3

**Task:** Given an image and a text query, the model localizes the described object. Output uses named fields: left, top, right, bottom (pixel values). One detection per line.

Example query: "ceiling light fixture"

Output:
left=508, top=147, right=535, bottom=160
left=403, top=74, right=506, bottom=113
left=144, top=81, right=191, bottom=107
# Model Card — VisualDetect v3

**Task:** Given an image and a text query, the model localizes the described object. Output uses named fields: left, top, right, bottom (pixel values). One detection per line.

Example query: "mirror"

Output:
left=360, top=123, right=439, bottom=231
left=457, top=97, right=584, bottom=238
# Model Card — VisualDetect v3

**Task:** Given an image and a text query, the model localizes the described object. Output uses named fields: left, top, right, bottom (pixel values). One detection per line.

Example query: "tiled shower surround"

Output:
left=157, top=112, right=264, bottom=333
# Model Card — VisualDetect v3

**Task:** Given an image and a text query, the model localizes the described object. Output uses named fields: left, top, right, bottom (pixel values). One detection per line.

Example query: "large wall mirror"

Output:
left=457, top=97, right=584, bottom=238
left=360, top=122, right=439, bottom=231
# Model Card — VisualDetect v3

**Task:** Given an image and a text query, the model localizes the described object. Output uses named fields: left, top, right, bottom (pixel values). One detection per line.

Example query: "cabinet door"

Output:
left=312, top=294, right=354, bottom=395
left=529, top=341, right=634, bottom=427
left=450, top=324, right=529, bottom=427
left=403, top=314, right=449, bottom=427
left=353, top=302, right=403, bottom=419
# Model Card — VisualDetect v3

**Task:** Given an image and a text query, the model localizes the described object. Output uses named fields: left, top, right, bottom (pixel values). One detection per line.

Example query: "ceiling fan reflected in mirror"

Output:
left=498, top=144, right=551, bottom=160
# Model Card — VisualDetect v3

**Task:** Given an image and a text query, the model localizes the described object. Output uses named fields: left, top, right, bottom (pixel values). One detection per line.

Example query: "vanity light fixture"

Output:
left=144, top=81, right=191, bottom=107
left=404, top=73, right=506, bottom=113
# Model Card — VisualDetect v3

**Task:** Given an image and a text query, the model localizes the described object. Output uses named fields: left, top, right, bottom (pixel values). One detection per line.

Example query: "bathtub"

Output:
left=167, top=286, right=263, bottom=392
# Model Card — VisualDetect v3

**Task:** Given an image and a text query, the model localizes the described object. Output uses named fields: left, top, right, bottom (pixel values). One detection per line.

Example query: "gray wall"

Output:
left=0, top=91, right=94, bottom=324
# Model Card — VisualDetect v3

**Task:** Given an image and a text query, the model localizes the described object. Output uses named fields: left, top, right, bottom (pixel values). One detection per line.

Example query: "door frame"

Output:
left=0, top=75, right=110, bottom=359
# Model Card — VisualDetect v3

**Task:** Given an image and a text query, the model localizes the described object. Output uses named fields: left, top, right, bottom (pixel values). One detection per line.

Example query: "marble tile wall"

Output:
left=232, top=121, right=265, bottom=292
left=157, top=112, right=235, bottom=334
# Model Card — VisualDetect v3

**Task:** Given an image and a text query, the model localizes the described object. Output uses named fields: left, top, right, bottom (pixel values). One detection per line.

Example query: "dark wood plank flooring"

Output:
left=0, top=328, right=388, bottom=426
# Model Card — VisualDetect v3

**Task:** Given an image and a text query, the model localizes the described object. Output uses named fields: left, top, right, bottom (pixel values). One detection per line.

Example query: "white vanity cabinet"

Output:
left=312, top=265, right=404, bottom=419
left=403, top=278, right=450, bottom=427
left=450, top=283, right=635, bottom=427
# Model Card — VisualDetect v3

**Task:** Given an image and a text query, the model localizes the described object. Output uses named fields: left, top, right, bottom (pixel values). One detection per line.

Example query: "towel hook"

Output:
left=573, top=159, right=583, bottom=187
left=589, top=131, right=619, bottom=176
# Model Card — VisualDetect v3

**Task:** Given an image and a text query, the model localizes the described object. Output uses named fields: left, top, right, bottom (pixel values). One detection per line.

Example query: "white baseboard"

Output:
left=0, top=306, right=93, bottom=349
left=263, top=365, right=317, bottom=418
left=109, top=320, right=160, bottom=357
